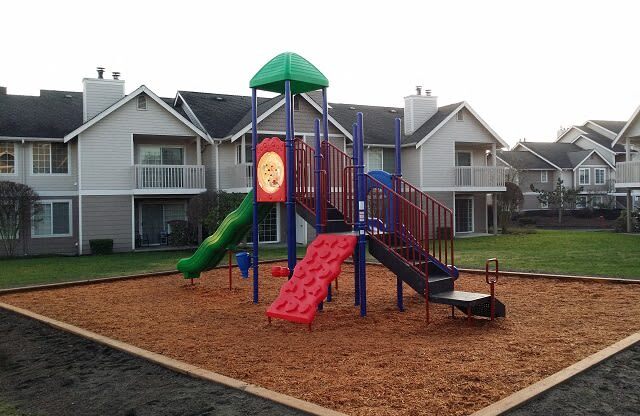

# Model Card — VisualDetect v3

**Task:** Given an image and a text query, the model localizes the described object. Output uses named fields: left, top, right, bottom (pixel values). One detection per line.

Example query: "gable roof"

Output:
left=177, top=91, right=275, bottom=139
left=576, top=124, right=626, bottom=153
left=588, top=120, right=626, bottom=134
left=227, top=95, right=285, bottom=141
left=497, top=150, right=555, bottom=170
left=0, top=89, right=83, bottom=139
left=515, top=142, right=611, bottom=170
left=613, top=104, right=640, bottom=147
left=569, top=148, right=615, bottom=170
left=64, top=85, right=209, bottom=143
left=328, top=102, right=404, bottom=146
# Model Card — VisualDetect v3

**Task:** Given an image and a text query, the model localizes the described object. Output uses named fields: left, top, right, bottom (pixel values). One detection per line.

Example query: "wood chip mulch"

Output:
left=2, top=263, right=639, bottom=416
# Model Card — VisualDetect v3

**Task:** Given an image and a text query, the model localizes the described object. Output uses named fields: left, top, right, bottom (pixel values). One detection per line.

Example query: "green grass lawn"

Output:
left=454, top=230, right=640, bottom=278
left=0, top=246, right=304, bottom=290
left=0, top=401, right=33, bottom=416
left=0, top=231, right=638, bottom=290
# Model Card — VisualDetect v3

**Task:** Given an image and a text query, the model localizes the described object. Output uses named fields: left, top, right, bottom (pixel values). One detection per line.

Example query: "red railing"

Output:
left=321, top=141, right=353, bottom=216
left=393, top=177, right=455, bottom=272
left=294, top=138, right=327, bottom=225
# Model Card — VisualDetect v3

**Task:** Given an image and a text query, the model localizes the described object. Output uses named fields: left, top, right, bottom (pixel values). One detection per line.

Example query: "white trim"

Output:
left=613, top=104, right=640, bottom=147
left=136, top=95, right=148, bottom=111
left=0, top=142, right=18, bottom=176
left=137, top=144, right=186, bottom=165
left=414, top=102, right=509, bottom=149
left=495, top=155, right=515, bottom=170
left=594, top=167, right=606, bottom=185
left=29, top=141, right=72, bottom=176
left=454, top=195, right=474, bottom=234
left=228, top=99, right=286, bottom=143
left=422, top=186, right=506, bottom=192
left=31, top=199, right=73, bottom=238
left=455, top=150, right=473, bottom=167
left=515, top=143, right=564, bottom=171
left=37, top=191, right=78, bottom=197
left=221, top=187, right=252, bottom=193
left=555, top=125, right=588, bottom=143
left=540, top=170, right=548, bottom=183
left=586, top=120, right=619, bottom=138
left=0, top=136, right=64, bottom=142
left=134, top=188, right=206, bottom=196
left=571, top=148, right=615, bottom=170
left=570, top=134, right=616, bottom=156
left=578, top=168, right=590, bottom=185
left=174, top=93, right=213, bottom=142
left=299, top=93, right=354, bottom=141
left=64, top=85, right=210, bottom=143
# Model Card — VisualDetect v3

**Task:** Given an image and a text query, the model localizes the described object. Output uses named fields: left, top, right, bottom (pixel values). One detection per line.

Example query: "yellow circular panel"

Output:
left=257, top=151, right=285, bottom=194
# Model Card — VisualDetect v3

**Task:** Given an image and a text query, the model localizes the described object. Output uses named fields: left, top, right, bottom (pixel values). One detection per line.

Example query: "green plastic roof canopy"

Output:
left=250, top=52, right=329, bottom=94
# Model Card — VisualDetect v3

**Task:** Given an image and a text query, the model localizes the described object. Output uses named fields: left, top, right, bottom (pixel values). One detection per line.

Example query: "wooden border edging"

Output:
left=457, top=268, right=640, bottom=284
left=0, top=302, right=347, bottom=416
left=470, top=331, right=640, bottom=416
left=0, top=258, right=291, bottom=295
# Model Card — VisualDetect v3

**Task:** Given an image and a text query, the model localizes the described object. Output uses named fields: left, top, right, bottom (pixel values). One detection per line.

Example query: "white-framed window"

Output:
left=32, top=200, right=72, bottom=238
left=540, top=171, right=548, bottom=183
left=594, top=168, right=606, bottom=185
left=137, top=95, right=147, bottom=110
left=32, top=142, right=69, bottom=174
left=576, top=196, right=587, bottom=209
left=456, top=151, right=472, bottom=167
left=293, top=94, right=300, bottom=111
left=540, top=200, right=549, bottom=209
left=591, top=195, right=604, bottom=208
left=367, top=148, right=383, bottom=171
left=235, top=143, right=252, bottom=165
left=456, top=111, right=464, bottom=122
left=247, top=204, right=280, bottom=243
left=578, top=168, right=590, bottom=185
left=0, top=142, right=16, bottom=174
left=139, top=145, right=184, bottom=165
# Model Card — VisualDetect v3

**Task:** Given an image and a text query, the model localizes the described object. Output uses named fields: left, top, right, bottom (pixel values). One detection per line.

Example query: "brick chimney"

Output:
left=82, top=67, right=124, bottom=121
left=404, top=87, right=438, bottom=135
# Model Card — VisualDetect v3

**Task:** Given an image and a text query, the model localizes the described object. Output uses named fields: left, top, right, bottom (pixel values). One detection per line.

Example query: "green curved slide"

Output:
left=177, top=190, right=274, bottom=279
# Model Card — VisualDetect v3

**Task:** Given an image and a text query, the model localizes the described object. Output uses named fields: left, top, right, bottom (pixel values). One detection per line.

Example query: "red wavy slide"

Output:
left=266, top=234, right=356, bottom=325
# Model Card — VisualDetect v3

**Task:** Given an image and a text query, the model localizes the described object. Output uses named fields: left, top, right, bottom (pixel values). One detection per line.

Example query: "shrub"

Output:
left=518, top=217, right=536, bottom=226
left=167, top=220, right=194, bottom=246
left=503, top=226, right=537, bottom=235
left=89, top=239, right=113, bottom=255
left=614, top=210, right=640, bottom=233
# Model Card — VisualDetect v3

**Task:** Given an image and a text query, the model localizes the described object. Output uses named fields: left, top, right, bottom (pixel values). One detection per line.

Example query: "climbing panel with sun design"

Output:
left=256, top=137, right=286, bottom=202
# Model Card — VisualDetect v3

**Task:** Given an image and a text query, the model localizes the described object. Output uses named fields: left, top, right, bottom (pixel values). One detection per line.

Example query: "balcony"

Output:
left=133, top=165, right=206, bottom=194
left=616, top=161, right=640, bottom=188
left=454, top=166, right=507, bottom=191
left=221, top=163, right=253, bottom=190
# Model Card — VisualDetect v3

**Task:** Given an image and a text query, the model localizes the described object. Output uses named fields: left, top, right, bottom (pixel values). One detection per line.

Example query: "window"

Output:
left=540, top=200, right=549, bottom=209
left=0, top=143, right=15, bottom=174
left=32, top=201, right=71, bottom=237
left=235, top=143, right=252, bottom=164
left=594, top=168, right=606, bottom=185
left=247, top=205, right=279, bottom=243
left=139, top=146, right=184, bottom=165
left=455, top=197, right=473, bottom=233
left=540, top=171, right=548, bottom=183
left=591, top=195, right=604, bottom=208
left=576, top=196, right=587, bottom=209
left=368, top=148, right=383, bottom=171
left=32, top=143, right=68, bottom=174
left=293, top=95, right=300, bottom=111
left=382, top=148, right=396, bottom=173
left=456, top=151, right=472, bottom=167
left=456, top=111, right=464, bottom=122
left=137, top=95, right=147, bottom=110
left=578, top=168, right=590, bottom=185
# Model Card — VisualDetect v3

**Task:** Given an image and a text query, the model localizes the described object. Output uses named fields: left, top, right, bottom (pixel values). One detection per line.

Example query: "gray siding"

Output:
left=257, top=98, right=343, bottom=135
left=83, top=79, right=125, bottom=121
left=79, top=97, right=197, bottom=191
left=420, top=108, right=499, bottom=188
left=1, top=196, right=79, bottom=257
left=82, top=195, right=132, bottom=253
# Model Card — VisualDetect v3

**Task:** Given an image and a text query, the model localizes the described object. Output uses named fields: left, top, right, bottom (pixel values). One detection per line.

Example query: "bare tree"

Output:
left=0, top=181, right=40, bottom=256
left=530, top=178, right=583, bottom=225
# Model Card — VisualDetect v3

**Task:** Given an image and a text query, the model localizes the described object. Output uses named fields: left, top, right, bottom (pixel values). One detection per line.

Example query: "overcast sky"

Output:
left=1, top=0, right=638, bottom=146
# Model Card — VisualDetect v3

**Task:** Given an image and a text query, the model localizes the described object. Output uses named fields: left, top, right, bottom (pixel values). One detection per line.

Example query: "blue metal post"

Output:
left=322, top=87, right=333, bottom=303
left=285, top=81, right=296, bottom=279
left=356, top=113, right=367, bottom=317
left=394, top=117, right=404, bottom=312
left=251, top=88, right=259, bottom=304
left=352, top=123, right=360, bottom=307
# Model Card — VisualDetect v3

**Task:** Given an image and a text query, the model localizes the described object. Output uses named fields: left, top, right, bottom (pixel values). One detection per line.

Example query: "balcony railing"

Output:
left=134, top=165, right=205, bottom=190
left=454, top=166, right=507, bottom=188
left=616, top=161, right=640, bottom=186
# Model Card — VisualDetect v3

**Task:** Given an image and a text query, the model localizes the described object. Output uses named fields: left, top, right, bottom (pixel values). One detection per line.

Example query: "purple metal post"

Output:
left=356, top=112, right=367, bottom=317
left=314, top=119, right=322, bottom=234
left=251, top=88, right=259, bottom=303
left=394, top=117, right=404, bottom=312
left=285, top=81, right=296, bottom=280
left=352, top=123, right=360, bottom=307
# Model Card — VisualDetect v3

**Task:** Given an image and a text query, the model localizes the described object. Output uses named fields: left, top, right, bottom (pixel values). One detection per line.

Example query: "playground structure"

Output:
left=177, top=52, right=505, bottom=327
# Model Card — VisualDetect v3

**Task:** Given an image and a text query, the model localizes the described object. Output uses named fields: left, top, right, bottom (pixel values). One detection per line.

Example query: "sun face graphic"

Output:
left=257, top=151, right=285, bottom=194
